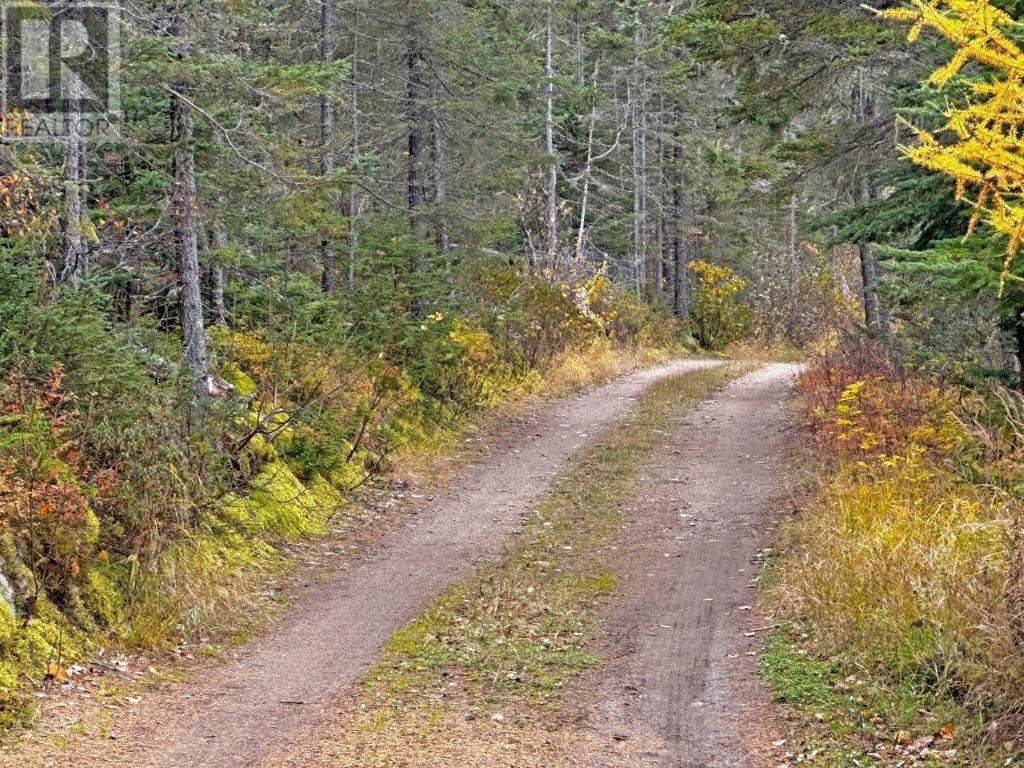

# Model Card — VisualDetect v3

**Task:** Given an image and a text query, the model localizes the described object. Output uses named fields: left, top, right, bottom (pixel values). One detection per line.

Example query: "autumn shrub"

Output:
left=458, top=258, right=594, bottom=367
left=0, top=366, right=113, bottom=622
left=687, top=260, right=751, bottom=350
left=774, top=341, right=1024, bottom=746
left=798, top=339, right=962, bottom=461
left=588, top=274, right=680, bottom=351
left=0, top=363, right=129, bottom=722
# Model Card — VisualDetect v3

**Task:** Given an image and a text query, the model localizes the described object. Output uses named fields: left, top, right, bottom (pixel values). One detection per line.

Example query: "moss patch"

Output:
left=0, top=598, right=90, bottom=728
left=220, top=459, right=333, bottom=539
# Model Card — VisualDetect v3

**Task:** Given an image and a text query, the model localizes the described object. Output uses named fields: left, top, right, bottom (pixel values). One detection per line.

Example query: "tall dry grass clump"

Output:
left=775, top=340, right=1024, bottom=731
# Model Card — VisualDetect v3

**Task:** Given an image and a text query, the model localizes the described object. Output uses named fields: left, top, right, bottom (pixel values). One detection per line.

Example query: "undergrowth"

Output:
left=764, top=340, right=1024, bottom=767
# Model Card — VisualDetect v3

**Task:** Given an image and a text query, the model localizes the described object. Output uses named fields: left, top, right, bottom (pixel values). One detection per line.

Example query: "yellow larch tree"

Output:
left=876, top=0, right=1024, bottom=289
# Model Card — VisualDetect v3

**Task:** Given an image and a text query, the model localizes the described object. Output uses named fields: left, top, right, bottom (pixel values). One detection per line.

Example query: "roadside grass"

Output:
left=761, top=344, right=1023, bottom=768
left=760, top=623, right=973, bottom=768
left=760, top=621, right=969, bottom=767
left=0, top=351, right=688, bottom=742
left=320, top=362, right=747, bottom=766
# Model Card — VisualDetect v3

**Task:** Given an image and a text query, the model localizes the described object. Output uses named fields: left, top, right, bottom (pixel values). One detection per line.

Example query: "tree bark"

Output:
left=406, top=12, right=426, bottom=317
left=671, top=125, right=689, bottom=318
left=543, top=2, right=558, bottom=269
left=786, top=192, right=799, bottom=337
left=856, top=163, right=884, bottom=334
left=170, top=6, right=209, bottom=406
left=59, top=72, right=88, bottom=286
left=656, top=97, right=668, bottom=297
left=853, top=74, right=889, bottom=336
left=347, top=5, right=360, bottom=285
left=630, top=9, right=648, bottom=298
left=575, top=62, right=601, bottom=264
left=320, top=0, right=337, bottom=294
left=431, top=109, right=449, bottom=256
left=208, top=216, right=228, bottom=325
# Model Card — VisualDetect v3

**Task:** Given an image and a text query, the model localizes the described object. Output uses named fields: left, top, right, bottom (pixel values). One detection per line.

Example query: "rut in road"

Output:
left=9, top=359, right=722, bottom=768
left=585, top=364, right=797, bottom=768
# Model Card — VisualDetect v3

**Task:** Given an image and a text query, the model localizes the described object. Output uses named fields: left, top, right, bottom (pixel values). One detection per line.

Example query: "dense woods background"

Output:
left=5, top=0, right=1024, bottom=752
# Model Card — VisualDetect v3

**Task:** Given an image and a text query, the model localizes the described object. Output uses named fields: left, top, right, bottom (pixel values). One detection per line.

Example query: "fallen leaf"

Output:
left=44, top=663, right=68, bottom=683
left=910, top=734, right=934, bottom=751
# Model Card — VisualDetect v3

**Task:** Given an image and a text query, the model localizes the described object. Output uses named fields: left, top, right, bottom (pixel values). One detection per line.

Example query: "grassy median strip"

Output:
left=320, top=363, right=747, bottom=766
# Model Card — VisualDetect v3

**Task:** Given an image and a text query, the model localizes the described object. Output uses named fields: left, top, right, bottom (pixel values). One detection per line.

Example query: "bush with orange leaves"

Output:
left=0, top=365, right=114, bottom=622
left=797, top=340, right=963, bottom=462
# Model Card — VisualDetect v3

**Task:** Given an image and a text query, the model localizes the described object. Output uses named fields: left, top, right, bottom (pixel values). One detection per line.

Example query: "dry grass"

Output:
left=540, top=336, right=676, bottom=396
left=766, top=344, right=1024, bottom=764
left=724, top=339, right=804, bottom=363
left=775, top=458, right=1012, bottom=691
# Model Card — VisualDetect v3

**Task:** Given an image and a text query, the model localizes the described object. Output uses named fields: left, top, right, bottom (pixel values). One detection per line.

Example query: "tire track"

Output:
left=585, top=364, right=797, bottom=768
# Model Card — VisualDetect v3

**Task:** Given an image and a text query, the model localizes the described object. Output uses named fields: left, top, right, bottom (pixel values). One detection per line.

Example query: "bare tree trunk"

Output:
left=786, top=192, right=799, bottom=337
left=787, top=192, right=798, bottom=271
left=431, top=110, right=449, bottom=256
left=170, top=7, right=209, bottom=406
left=347, top=5, right=360, bottom=285
left=543, top=2, right=558, bottom=269
left=854, top=74, right=889, bottom=336
left=656, top=96, right=668, bottom=297
left=575, top=63, right=599, bottom=263
left=209, top=217, right=228, bottom=325
left=320, top=0, right=337, bottom=294
left=406, top=12, right=426, bottom=317
left=59, top=74, right=88, bottom=286
left=857, top=171, right=888, bottom=335
left=630, top=10, right=648, bottom=298
left=858, top=240, right=881, bottom=329
left=671, top=127, right=689, bottom=318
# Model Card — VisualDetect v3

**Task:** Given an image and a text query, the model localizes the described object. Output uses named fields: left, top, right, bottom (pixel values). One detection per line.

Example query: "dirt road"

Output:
left=8, top=359, right=727, bottom=768
left=583, top=364, right=797, bottom=768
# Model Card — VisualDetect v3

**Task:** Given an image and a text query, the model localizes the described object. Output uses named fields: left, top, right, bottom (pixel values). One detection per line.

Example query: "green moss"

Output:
left=221, top=362, right=257, bottom=397
left=81, top=566, right=124, bottom=628
left=82, top=507, right=101, bottom=546
left=243, top=432, right=279, bottom=464
left=328, top=452, right=371, bottom=492
left=220, top=459, right=328, bottom=538
left=0, top=598, right=91, bottom=727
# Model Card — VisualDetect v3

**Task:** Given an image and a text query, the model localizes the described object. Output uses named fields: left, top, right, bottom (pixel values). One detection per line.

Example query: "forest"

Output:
left=2, top=0, right=1024, bottom=766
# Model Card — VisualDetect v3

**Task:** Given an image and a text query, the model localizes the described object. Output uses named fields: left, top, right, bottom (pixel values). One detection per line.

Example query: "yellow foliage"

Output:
left=775, top=455, right=1009, bottom=679
left=688, top=260, right=751, bottom=350
left=880, top=0, right=1024, bottom=289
